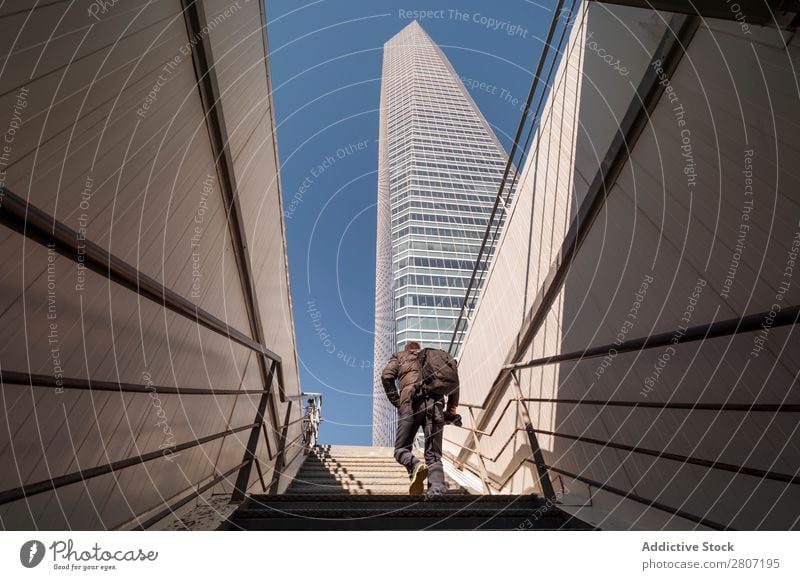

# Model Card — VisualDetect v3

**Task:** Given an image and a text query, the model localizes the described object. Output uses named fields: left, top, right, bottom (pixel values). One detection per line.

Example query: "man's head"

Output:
left=404, top=341, right=421, bottom=352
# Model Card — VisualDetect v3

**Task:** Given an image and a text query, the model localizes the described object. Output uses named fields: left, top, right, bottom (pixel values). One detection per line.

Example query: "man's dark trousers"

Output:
left=394, top=395, right=446, bottom=492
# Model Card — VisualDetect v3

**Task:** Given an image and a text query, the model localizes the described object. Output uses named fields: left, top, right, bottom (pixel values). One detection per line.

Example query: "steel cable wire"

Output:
left=447, top=0, right=579, bottom=354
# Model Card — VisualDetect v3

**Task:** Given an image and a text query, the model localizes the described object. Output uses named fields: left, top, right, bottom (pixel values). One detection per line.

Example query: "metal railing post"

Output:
left=467, top=408, right=493, bottom=494
left=232, top=359, right=277, bottom=502
left=268, top=400, right=296, bottom=494
left=511, top=371, right=557, bottom=502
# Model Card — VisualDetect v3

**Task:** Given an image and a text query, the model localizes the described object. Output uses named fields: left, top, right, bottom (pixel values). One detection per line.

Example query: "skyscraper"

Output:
left=372, top=21, right=513, bottom=446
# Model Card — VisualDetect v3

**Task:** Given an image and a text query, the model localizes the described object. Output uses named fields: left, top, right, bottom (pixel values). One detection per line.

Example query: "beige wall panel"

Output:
left=1, top=0, right=301, bottom=530
left=448, top=2, right=799, bottom=529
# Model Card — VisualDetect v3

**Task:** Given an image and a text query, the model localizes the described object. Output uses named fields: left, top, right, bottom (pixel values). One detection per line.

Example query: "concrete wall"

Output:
left=0, top=0, right=303, bottom=529
left=446, top=2, right=800, bottom=530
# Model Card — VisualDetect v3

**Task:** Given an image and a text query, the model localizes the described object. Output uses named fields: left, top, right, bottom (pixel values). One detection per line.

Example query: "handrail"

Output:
left=586, top=0, right=789, bottom=27
left=505, top=304, right=800, bottom=372
left=452, top=446, right=731, bottom=530
left=520, top=398, right=800, bottom=413
left=447, top=381, right=800, bottom=524
left=0, top=370, right=267, bottom=396
left=449, top=398, right=800, bottom=483
left=0, top=188, right=281, bottom=363
left=445, top=449, right=538, bottom=494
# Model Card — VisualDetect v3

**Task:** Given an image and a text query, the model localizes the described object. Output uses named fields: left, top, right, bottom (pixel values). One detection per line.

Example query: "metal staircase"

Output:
left=222, top=445, right=594, bottom=530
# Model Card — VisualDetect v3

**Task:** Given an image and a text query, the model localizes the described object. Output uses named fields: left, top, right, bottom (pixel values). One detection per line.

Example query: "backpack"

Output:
left=417, top=348, right=459, bottom=397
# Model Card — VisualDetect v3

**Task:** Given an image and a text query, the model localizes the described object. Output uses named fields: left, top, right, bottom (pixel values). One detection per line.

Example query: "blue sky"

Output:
left=266, top=0, right=559, bottom=445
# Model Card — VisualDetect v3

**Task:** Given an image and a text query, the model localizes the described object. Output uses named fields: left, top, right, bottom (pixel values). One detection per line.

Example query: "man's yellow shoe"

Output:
left=409, top=462, right=428, bottom=495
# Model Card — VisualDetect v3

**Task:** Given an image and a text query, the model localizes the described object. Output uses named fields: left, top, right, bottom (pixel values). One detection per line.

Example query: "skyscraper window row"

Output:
left=393, top=247, right=495, bottom=266
left=401, top=162, right=506, bottom=176
left=390, top=134, right=496, bottom=148
left=392, top=226, right=490, bottom=241
left=390, top=158, right=503, bottom=178
left=394, top=200, right=496, bottom=215
left=393, top=273, right=479, bottom=289
left=394, top=314, right=467, bottom=329
left=390, top=140, right=501, bottom=158
left=409, top=149, right=505, bottom=164
left=417, top=111, right=494, bottom=125
left=389, top=152, right=503, bottom=170
left=392, top=209, right=496, bottom=227
left=391, top=173, right=501, bottom=189
left=394, top=167, right=503, bottom=181
left=397, top=125, right=497, bottom=141
left=395, top=324, right=468, bottom=338
left=396, top=178, right=503, bottom=192
left=395, top=256, right=489, bottom=271
left=397, top=316, right=461, bottom=332
left=391, top=150, right=496, bottom=167
left=395, top=274, right=478, bottom=290
left=392, top=190, right=498, bottom=205
left=408, top=109, right=479, bottom=121
left=389, top=184, right=500, bottom=200
left=392, top=224, right=490, bottom=242
left=395, top=239, right=490, bottom=255
left=393, top=250, right=494, bottom=268
left=392, top=212, right=492, bottom=229
left=395, top=310, right=462, bottom=325
left=399, top=167, right=506, bottom=181
left=394, top=267, right=482, bottom=282
left=409, top=159, right=507, bottom=171
left=387, top=120, right=495, bottom=136
left=388, top=108, right=476, bottom=122
left=404, top=116, right=487, bottom=131
left=391, top=154, right=505, bottom=173
left=389, top=132, right=495, bottom=148
left=395, top=330, right=457, bottom=345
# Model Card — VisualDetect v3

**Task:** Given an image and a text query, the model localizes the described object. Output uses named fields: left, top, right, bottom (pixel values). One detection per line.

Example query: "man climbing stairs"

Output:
left=222, top=445, right=594, bottom=530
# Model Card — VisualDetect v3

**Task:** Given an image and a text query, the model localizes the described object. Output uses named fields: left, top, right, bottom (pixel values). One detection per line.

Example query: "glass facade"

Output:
left=372, top=21, right=513, bottom=446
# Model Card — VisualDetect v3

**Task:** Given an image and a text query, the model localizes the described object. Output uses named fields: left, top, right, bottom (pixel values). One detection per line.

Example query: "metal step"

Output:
left=315, top=445, right=396, bottom=457
left=309, top=459, right=403, bottom=466
left=295, top=465, right=409, bottom=474
left=291, top=475, right=417, bottom=484
left=280, top=489, right=471, bottom=496
left=286, top=483, right=469, bottom=495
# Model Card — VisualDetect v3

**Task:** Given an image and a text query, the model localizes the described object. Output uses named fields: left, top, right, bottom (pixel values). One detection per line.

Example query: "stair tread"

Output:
left=249, top=493, right=541, bottom=501
left=235, top=509, right=565, bottom=518
left=283, top=490, right=471, bottom=496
